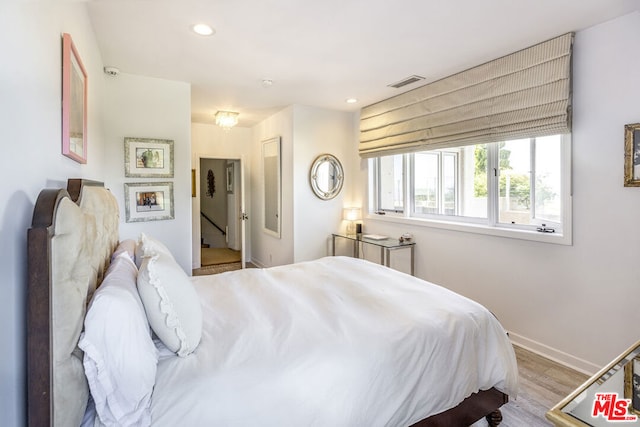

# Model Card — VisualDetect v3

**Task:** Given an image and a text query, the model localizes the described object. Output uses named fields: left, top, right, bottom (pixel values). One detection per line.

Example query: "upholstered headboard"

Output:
left=27, top=179, right=120, bottom=427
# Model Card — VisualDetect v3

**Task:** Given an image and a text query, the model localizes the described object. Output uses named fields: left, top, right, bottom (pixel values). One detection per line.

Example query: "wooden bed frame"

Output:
left=27, top=179, right=507, bottom=426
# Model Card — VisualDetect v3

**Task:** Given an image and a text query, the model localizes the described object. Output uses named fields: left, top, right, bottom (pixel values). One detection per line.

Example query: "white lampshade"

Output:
left=343, top=207, right=361, bottom=221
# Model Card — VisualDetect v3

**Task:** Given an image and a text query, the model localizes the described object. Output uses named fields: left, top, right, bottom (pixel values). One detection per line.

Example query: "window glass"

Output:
left=442, top=153, right=457, bottom=215
left=498, top=139, right=532, bottom=225
left=412, top=145, right=486, bottom=218
left=378, top=154, right=404, bottom=212
left=469, top=144, right=489, bottom=219
left=369, top=135, right=567, bottom=241
left=533, top=135, right=562, bottom=224
left=414, top=153, right=438, bottom=214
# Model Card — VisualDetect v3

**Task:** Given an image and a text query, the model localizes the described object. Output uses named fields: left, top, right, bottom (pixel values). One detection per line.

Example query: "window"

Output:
left=376, top=154, right=404, bottom=213
left=497, top=136, right=563, bottom=228
left=369, top=134, right=571, bottom=242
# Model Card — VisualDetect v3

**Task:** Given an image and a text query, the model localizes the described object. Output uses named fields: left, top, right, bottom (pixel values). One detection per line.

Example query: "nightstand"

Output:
left=331, top=233, right=415, bottom=276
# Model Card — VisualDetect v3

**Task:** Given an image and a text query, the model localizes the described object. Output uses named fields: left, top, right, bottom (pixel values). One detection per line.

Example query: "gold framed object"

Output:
left=191, top=169, right=196, bottom=198
left=546, top=340, right=640, bottom=426
left=625, top=356, right=640, bottom=416
left=624, top=123, right=640, bottom=187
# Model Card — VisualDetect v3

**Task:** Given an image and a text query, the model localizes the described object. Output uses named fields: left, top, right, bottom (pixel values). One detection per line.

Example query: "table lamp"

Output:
left=343, top=207, right=361, bottom=235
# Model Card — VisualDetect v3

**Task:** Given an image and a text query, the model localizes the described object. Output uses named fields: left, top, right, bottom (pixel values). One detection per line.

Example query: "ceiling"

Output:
left=87, top=0, right=639, bottom=127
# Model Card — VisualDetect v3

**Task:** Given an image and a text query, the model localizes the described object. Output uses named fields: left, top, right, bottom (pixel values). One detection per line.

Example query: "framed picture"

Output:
left=624, top=123, right=640, bottom=187
left=226, top=162, right=234, bottom=193
left=625, top=356, right=640, bottom=416
left=191, top=169, right=196, bottom=198
left=61, top=33, right=88, bottom=164
left=124, top=182, right=174, bottom=222
left=124, top=137, right=174, bottom=178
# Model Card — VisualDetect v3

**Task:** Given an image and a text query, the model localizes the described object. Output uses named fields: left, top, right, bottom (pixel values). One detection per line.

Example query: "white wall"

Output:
left=252, top=106, right=295, bottom=267
left=102, top=73, right=192, bottom=272
left=292, top=105, right=356, bottom=262
left=191, top=123, right=253, bottom=266
left=250, top=105, right=356, bottom=266
left=355, top=12, right=640, bottom=373
left=0, top=3, right=106, bottom=425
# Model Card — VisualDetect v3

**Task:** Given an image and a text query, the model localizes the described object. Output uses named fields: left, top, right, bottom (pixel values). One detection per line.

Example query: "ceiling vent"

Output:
left=388, top=75, right=425, bottom=89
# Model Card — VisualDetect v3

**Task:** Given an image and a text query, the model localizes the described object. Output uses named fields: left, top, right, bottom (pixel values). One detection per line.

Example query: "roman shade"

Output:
left=359, top=33, right=573, bottom=157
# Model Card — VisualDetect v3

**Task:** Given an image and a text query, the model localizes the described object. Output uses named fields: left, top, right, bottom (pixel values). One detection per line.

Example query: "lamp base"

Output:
left=346, top=222, right=356, bottom=235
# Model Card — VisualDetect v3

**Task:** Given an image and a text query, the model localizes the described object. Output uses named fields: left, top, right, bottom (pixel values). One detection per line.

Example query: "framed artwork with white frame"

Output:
left=124, top=137, right=174, bottom=178
left=124, top=182, right=174, bottom=222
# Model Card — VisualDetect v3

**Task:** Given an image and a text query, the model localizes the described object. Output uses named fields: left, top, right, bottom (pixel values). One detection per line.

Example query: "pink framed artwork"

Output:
left=62, top=33, right=88, bottom=163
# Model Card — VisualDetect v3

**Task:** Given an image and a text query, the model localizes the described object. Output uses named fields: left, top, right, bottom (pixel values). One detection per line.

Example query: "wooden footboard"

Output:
left=410, top=388, right=508, bottom=427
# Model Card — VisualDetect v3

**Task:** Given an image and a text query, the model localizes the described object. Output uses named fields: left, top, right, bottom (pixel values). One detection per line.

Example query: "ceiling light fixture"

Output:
left=346, top=98, right=358, bottom=104
left=215, top=111, right=239, bottom=130
left=191, top=23, right=215, bottom=36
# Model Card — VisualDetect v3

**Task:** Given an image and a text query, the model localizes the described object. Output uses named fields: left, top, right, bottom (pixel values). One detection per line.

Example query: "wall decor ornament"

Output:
left=124, top=182, right=174, bottom=222
left=207, top=169, right=215, bottom=197
left=191, top=169, right=196, bottom=198
left=124, top=137, right=174, bottom=178
left=61, top=33, right=88, bottom=164
left=309, top=154, right=344, bottom=200
left=624, top=123, right=640, bottom=187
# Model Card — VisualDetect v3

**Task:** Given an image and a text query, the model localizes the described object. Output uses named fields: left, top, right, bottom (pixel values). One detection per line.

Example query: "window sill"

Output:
left=365, top=213, right=572, bottom=246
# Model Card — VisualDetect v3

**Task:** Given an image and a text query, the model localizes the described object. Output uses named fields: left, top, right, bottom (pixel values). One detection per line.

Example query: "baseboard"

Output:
left=508, top=332, right=600, bottom=376
left=250, top=258, right=266, bottom=268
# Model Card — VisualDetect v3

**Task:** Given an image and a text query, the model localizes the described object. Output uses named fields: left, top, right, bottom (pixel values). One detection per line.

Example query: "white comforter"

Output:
left=150, top=256, right=518, bottom=427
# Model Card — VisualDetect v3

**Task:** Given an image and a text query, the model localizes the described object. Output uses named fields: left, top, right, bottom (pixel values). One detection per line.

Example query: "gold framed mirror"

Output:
left=547, top=340, right=640, bottom=426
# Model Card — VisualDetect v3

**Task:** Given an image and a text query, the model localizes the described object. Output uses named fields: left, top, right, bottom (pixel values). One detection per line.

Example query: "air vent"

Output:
left=387, top=75, right=425, bottom=89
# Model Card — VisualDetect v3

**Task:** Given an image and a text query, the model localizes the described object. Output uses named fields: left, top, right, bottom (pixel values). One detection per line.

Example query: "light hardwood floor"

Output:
left=500, top=345, right=590, bottom=426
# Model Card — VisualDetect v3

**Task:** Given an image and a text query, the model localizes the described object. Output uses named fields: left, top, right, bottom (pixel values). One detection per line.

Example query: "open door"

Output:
left=196, top=157, right=246, bottom=270
left=239, top=158, right=248, bottom=268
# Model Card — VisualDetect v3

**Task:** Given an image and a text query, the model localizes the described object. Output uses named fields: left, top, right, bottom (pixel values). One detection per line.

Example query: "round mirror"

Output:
left=310, top=154, right=344, bottom=200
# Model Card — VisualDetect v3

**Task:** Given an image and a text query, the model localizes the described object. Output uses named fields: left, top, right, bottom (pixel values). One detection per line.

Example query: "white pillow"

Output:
left=78, top=254, right=158, bottom=427
left=135, top=232, right=174, bottom=269
left=137, top=251, right=202, bottom=357
left=111, top=239, right=136, bottom=263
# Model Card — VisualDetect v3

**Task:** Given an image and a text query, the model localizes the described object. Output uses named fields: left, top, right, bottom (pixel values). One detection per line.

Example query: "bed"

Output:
left=27, top=179, right=518, bottom=426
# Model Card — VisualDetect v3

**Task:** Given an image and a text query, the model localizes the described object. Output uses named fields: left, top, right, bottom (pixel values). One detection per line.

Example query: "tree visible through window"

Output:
left=371, top=134, right=567, bottom=236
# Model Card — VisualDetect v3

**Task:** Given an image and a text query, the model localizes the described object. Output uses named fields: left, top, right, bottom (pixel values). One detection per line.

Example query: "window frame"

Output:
left=410, top=150, right=461, bottom=217
left=368, top=134, right=572, bottom=245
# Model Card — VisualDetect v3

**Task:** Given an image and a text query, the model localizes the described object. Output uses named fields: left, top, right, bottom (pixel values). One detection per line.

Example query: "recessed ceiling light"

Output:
left=191, top=23, right=215, bottom=36
left=346, top=98, right=358, bottom=104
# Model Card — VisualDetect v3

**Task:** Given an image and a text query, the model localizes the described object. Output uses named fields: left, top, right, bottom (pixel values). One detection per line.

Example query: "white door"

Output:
left=239, top=159, right=248, bottom=268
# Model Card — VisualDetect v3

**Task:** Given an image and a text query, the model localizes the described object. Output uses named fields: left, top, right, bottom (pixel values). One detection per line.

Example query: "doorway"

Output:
left=195, top=157, right=245, bottom=274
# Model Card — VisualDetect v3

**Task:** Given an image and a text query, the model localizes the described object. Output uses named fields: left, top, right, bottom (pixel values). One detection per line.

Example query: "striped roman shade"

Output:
left=359, top=33, right=573, bottom=157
